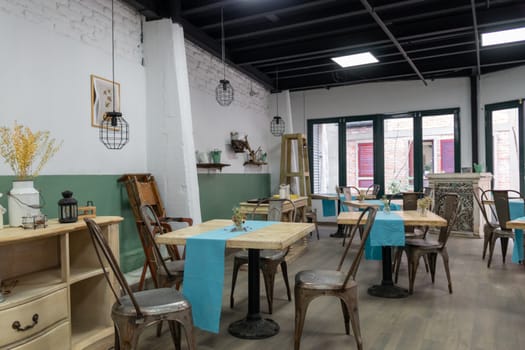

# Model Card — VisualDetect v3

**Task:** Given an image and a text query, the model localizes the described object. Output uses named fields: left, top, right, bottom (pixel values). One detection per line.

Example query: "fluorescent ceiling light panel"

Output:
left=481, top=27, right=525, bottom=46
left=331, top=52, right=378, bottom=67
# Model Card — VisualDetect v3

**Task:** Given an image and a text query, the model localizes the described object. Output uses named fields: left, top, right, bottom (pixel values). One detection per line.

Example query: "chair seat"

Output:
left=494, top=228, right=514, bottom=238
left=405, top=238, right=443, bottom=249
left=113, top=288, right=191, bottom=317
left=295, top=269, right=357, bottom=290
left=235, top=249, right=286, bottom=261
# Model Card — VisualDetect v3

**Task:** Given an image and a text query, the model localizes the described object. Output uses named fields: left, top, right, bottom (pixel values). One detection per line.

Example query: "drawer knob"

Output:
left=12, top=314, right=39, bottom=332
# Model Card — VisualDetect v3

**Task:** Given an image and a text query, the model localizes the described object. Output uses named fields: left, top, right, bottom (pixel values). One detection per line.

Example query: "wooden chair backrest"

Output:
left=436, top=193, right=459, bottom=245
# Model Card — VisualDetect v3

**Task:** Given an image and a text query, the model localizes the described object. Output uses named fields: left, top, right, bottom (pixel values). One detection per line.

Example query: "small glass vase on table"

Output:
left=381, top=196, right=391, bottom=214
left=417, top=196, right=432, bottom=216
left=231, top=207, right=246, bottom=232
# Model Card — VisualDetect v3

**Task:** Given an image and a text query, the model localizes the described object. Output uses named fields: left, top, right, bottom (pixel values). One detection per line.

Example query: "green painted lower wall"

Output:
left=0, top=173, right=271, bottom=272
left=198, top=173, right=271, bottom=221
left=0, top=175, right=143, bottom=273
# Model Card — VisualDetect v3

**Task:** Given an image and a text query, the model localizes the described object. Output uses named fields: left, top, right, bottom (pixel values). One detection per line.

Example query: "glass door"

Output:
left=384, top=116, right=414, bottom=194
left=345, top=120, right=374, bottom=190
left=310, top=121, right=340, bottom=193
left=485, top=101, right=524, bottom=192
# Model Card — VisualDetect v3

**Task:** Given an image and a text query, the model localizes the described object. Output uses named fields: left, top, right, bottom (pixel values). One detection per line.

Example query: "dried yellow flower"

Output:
left=0, top=122, right=62, bottom=180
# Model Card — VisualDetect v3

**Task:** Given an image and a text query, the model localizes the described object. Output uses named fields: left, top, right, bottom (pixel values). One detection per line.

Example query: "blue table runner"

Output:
left=183, top=220, right=277, bottom=333
left=509, top=200, right=524, bottom=263
left=365, top=211, right=405, bottom=260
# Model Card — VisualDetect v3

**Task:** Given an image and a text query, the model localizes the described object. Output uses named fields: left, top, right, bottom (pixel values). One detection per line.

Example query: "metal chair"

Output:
left=402, top=193, right=459, bottom=294
left=487, top=190, right=523, bottom=267
left=84, top=218, right=196, bottom=350
left=473, top=189, right=499, bottom=260
left=294, top=206, right=377, bottom=350
left=230, top=198, right=296, bottom=314
left=366, top=184, right=381, bottom=198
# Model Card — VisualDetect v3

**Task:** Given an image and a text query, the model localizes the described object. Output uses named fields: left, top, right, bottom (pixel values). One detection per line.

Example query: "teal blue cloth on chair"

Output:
left=365, top=212, right=405, bottom=260
left=183, top=220, right=277, bottom=333
left=509, top=200, right=524, bottom=263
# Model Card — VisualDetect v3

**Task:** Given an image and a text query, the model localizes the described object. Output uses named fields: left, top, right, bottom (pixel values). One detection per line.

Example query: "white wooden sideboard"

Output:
left=0, top=216, right=123, bottom=350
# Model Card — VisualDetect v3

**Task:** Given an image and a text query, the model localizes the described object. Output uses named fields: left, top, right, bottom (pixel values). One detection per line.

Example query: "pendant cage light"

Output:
left=100, top=0, right=129, bottom=149
left=215, top=8, right=234, bottom=106
left=270, top=70, right=285, bottom=136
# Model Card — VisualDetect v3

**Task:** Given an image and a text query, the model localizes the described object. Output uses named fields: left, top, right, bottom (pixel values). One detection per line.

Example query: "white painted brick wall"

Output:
left=185, top=40, right=270, bottom=114
left=0, top=0, right=143, bottom=63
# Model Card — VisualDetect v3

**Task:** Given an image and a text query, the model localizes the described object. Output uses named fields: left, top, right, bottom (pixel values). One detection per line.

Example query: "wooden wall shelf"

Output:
left=244, top=160, right=267, bottom=166
left=197, top=163, right=231, bottom=171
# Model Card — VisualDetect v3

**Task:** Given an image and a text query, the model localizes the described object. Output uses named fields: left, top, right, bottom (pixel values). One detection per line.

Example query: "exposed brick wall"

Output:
left=0, top=0, right=143, bottom=63
left=185, top=40, right=270, bottom=114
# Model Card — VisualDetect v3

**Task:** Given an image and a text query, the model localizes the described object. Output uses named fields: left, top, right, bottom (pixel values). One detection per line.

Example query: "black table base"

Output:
left=228, top=249, right=280, bottom=339
left=367, top=246, right=409, bottom=299
left=228, top=317, right=279, bottom=339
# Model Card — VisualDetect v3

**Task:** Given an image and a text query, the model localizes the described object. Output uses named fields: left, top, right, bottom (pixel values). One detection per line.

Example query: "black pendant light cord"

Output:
left=276, top=70, right=279, bottom=115
left=111, top=0, right=116, bottom=113
left=221, top=7, right=226, bottom=80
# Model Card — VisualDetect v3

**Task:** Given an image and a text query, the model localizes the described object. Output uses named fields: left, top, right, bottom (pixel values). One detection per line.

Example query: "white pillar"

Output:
left=143, top=19, right=202, bottom=223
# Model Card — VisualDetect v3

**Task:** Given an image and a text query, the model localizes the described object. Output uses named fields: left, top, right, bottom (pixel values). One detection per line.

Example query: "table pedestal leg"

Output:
left=367, top=246, right=409, bottom=298
left=228, top=249, right=280, bottom=339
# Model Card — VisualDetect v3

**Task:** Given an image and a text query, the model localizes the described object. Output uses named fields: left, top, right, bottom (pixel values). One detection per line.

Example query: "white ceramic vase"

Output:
left=8, top=180, right=40, bottom=227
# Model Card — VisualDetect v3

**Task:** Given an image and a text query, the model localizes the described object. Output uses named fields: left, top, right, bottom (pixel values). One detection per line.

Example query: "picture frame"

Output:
left=90, top=74, right=120, bottom=128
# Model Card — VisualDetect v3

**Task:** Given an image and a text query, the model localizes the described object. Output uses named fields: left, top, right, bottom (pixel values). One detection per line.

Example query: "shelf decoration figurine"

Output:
left=231, top=207, right=246, bottom=231
left=210, top=149, right=222, bottom=164
left=0, top=122, right=62, bottom=227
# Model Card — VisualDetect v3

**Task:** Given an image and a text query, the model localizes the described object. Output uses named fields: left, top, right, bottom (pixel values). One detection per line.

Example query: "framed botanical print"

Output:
left=90, top=74, right=120, bottom=128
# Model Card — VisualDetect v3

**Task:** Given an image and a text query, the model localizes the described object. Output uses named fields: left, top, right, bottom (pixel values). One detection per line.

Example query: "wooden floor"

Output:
left=132, top=226, right=525, bottom=350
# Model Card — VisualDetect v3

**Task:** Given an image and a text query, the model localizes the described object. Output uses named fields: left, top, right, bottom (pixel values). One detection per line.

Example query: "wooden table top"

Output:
left=337, top=210, right=447, bottom=227
left=343, top=199, right=384, bottom=209
left=506, top=218, right=525, bottom=229
left=157, top=219, right=315, bottom=250
left=239, top=196, right=308, bottom=215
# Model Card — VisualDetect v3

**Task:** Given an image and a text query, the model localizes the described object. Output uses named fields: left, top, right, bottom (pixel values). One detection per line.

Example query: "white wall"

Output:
left=185, top=41, right=272, bottom=175
left=290, top=78, right=472, bottom=167
left=0, top=0, right=147, bottom=175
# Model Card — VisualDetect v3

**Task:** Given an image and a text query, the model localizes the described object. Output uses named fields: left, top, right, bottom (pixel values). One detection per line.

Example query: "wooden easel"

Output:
left=280, top=133, right=312, bottom=206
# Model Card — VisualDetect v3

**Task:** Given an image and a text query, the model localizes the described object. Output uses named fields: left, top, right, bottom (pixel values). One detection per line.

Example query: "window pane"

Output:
left=345, top=121, right=373, bottom=189
left=422, top=114, right=455, bottom=187
left=312, top=123, right=339, bottom=193
left=384, top=118, right=413, bottom=194
left=491, top=108, right=520, bottom=190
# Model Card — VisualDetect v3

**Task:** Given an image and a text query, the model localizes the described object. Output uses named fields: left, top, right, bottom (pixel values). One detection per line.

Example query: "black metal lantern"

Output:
left=58, top=190, right=78, bottom=223
left=100, top=112, right=129, bottom=149
left=216, top=8, right=234, bottom=106
left=271, top=116, right=285, bottom=136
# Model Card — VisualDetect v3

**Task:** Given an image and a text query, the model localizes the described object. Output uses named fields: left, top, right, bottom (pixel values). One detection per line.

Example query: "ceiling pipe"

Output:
left=359, top=0, right=427, bottom=86
left=471, top=0, right=482, bottom=76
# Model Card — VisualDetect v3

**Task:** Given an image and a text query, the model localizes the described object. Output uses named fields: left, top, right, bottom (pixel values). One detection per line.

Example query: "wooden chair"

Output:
left=294, top=206, right=378, bottom=350
left=118, top=174, right=192, bottom=290
left=487, top=190, right=523, bottom=267
left=402, top=193, right=459, bottom=294
left=230, top=198, right=295, bottom=314
left=339, top=185, right=361, bottom=201
left=473, top=189, right=499, bottom=260
left=84, top=218, right=196, bottom=350
left=305, top=208, right=320, bottom=240
left=139, top=204, right=184, bottom=290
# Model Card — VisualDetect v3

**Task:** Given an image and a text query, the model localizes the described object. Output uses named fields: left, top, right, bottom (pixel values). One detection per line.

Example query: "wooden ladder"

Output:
left=280, top=133, right=311, bottom=206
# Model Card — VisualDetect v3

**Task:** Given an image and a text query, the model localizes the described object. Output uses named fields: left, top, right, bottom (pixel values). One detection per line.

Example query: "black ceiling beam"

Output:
left=121, top=0, right=168, bottom=20
left=200, top=0, right=337, bottom=30
left=176, top=16, right=274, bottom=89
left=182, top=0, right=244, bottom=16
left=222, top=0, right=425, bottom=42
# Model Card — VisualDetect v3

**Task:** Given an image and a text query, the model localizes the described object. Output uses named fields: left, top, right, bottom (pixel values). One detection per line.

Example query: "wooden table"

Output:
left=157, top=219, right=315, bottom=339
left=239, top=196, right=308, bottom=222
left=338, top=210, right=447, bottom=298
